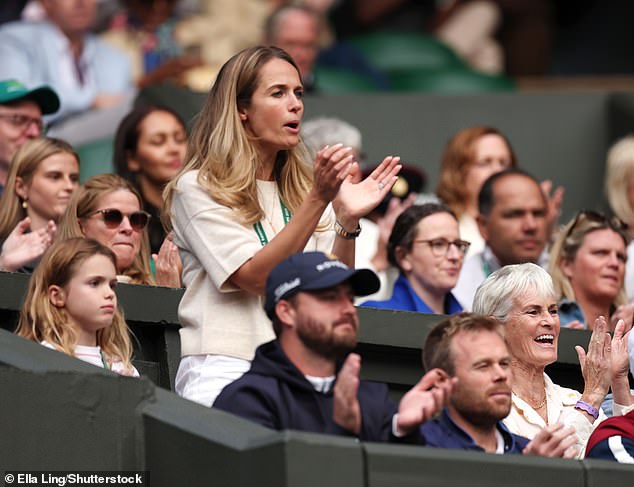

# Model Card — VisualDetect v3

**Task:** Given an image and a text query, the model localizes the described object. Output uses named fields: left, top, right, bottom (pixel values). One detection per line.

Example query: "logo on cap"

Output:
left=274, top=277, right=301, bottom=300
left=316, top=260, right=348, bottom=272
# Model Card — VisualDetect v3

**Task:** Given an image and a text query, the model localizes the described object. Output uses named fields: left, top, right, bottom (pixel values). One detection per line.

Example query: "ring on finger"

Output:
left=378, top=182, right=385, bottom=190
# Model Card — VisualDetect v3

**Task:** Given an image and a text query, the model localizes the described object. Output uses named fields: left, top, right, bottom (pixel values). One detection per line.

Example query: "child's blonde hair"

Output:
left=16, top=237, right=135, bottom=372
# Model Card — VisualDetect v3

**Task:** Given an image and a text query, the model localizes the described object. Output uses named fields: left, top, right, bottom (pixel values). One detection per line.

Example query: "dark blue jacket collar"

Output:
left=420, top=408, right=529, bottom=454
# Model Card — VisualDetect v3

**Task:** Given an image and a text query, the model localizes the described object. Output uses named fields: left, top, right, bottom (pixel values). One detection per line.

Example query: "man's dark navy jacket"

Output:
left=421, top=409, right=529, bottom=454
left=213, top=340, right=397, bottom=441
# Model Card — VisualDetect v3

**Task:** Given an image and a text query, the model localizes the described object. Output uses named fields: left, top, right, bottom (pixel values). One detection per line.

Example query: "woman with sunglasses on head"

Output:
left=361, top=203, right=468, bottom=314
left=0, top=137, right=79, bottom=273
left=58, top=173, right=180, bottom=287
left=549, top=210, right=632, bottom=330
left=162, top=46, right=401, bottom=407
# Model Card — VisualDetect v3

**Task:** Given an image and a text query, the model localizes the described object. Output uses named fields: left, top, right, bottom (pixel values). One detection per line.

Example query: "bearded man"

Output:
left=214, top=251, right=453, bottom=441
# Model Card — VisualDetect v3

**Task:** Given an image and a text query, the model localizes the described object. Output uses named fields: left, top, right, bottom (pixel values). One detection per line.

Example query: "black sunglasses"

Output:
left=88, top=209, right=151, bottom=231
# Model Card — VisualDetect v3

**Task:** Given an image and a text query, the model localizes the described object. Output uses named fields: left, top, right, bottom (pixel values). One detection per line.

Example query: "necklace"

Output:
left=264, top=186, right=279, bottom=234
left=513, top=389, right=547, bottom=409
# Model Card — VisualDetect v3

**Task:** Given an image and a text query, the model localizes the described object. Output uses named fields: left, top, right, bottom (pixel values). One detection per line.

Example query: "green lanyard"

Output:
left=253, top=197, right=292, bottom=246
left=100, top=349, right=110, bottom=370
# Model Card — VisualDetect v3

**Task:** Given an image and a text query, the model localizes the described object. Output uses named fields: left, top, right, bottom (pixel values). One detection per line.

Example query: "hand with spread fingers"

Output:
left=523, top=423, right=578, bottom=458
left=334, top=155, right=402, bottom=222
left=0, top=217, right=56, bottom=272
left=575, top=315, right=612, bottom=417
left=396, top=368, right=455, bottom=435
left=333, top=352, right=362, bottom=434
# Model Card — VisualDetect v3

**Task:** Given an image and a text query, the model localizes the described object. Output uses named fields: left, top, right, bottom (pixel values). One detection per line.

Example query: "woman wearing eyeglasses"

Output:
left=0, top=137, right=79, bottom=273
left=549, top=210, right=631, bottom=330
left=361, top=203, right=468, bottom=314
left=58, top=173, right=180, bottom=287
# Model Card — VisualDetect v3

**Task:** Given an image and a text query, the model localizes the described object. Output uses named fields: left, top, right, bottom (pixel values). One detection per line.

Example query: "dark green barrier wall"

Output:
left=0, top=272, right=591, bottom=396
left=363, top=443, right=585, bottom=487
left=2, top=328, right=634, bottom=485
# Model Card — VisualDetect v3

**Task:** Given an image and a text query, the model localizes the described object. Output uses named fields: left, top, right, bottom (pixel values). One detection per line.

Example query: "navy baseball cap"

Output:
left=0, top=79, right=60, bottom=115
left=264, top=251, right=380, bottom=319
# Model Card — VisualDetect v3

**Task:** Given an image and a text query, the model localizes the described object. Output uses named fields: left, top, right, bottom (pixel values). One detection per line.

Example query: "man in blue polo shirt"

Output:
left=421, top=312, right=577, bottom=457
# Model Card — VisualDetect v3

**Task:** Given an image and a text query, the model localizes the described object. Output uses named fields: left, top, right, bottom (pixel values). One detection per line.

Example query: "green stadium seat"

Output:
left=75, top=137, right=115, bottom=181
left=313, top=66, right=382, bottom=93
left=349, top=31, right=464, bottom=74
left=390, top=66, right=516, bottom=93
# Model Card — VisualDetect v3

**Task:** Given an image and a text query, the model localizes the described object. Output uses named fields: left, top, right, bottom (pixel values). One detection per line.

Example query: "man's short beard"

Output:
left=296, top=316, right=357, bottom=360
left=451, top=396, right=510, bottom=429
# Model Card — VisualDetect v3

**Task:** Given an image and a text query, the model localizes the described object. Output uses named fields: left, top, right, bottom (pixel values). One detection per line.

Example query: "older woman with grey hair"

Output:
left=473, top=263, right=633, bottom=457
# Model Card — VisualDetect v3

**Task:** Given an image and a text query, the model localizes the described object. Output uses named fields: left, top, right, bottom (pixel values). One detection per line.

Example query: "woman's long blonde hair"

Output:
left=58, top=174, right=154, bottom=285
left=16, top=237, right=135, bottom=372
left=163, top=46, right=314, bottom=230
left=0, top=137, right=78, bottom=241
left=549, top=211, right=629, bottom=308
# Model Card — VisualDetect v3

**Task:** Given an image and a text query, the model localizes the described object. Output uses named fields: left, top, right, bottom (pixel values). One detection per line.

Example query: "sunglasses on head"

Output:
left=566, top=210, right=628, bottom=240
left=89, top=209, right=151, bottom=231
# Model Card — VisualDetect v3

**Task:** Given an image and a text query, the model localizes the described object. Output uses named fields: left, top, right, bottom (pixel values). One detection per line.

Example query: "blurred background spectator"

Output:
left=113, top=104, right=187, bottom=254
left=100, top=0, right=210, bottom=91
left=0, top=79, right=59, bottom=194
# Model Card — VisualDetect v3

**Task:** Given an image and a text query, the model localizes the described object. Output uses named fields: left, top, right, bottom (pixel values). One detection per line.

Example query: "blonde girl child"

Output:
left=16, top=237, right=139, bottom=376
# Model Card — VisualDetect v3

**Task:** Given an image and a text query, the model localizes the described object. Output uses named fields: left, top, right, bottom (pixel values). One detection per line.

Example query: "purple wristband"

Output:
left=575, top=400, right=599, bottom=420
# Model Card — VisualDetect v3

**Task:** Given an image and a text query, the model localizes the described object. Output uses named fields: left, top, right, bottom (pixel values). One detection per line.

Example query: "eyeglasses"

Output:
left=0, top=113, right=44, bottom=133
left=566, top=210, right=628, bottom=237
left=413, top=238, right=471, bottom=257
left=88, top=209, right=151, bottom=231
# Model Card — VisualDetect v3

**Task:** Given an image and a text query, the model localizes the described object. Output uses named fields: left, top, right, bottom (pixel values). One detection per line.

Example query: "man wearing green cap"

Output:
left=0, top=79, right=60, bottom=195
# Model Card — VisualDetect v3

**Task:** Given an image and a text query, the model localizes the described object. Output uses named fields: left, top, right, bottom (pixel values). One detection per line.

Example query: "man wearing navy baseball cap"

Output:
left=0, top=79, right=60, bottom=193
left=214, top=251, right=453, bottom=441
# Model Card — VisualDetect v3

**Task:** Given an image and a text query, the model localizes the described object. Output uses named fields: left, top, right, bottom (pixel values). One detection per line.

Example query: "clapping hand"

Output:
left=334, top=155, right=402, bottom=221
left=0, top=217, right=55, bottom=272
left=333, top=353, right=362, bottom=434
left=575, top=315, right=612, bottom=414
left=523, top=423, right=578, bottom=458
left=395, top=368, right=455, bottom=435
left=152, top=233, right=183, bottom=288
left=609, top=318, right=633, bottom=407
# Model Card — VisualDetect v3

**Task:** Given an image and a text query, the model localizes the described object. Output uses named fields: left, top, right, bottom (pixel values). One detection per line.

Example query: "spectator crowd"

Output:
left=1, top=0, right=634, bottom=466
